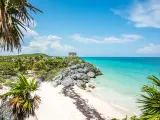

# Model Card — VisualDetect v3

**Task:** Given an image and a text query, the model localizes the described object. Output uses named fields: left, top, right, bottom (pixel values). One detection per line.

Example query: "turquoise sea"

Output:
left=82, top=57, right=160, bottom=115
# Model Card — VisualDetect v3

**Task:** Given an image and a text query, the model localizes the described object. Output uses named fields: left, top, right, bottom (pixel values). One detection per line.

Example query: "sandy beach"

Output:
left=27, top=82, right=128, bottom=120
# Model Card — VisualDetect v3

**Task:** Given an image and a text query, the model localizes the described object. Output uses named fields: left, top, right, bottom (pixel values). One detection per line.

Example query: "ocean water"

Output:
left=82, top=57, right=160, bottom=115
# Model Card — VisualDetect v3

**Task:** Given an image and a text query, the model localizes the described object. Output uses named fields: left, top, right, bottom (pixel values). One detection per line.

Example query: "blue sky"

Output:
left=1, top=0, right=160, bottom=56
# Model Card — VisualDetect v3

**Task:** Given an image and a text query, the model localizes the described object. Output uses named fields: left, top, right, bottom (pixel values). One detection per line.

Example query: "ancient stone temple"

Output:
left=69, top=52, right=77, bottom=57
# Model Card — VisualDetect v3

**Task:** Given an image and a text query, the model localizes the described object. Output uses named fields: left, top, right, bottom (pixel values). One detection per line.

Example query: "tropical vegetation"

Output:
left=138, top=75, right=160, bottom=120
left=0, top=53, right=85, bottom=81
left=0, top=53, right=91, bottom=119
left=0, top=53, right=160, bottom=120
left=0, top=75, right=40, bottom=120
left=112, top=75, right=160, bottom=120
left=0, top=0, right=42, bottom=52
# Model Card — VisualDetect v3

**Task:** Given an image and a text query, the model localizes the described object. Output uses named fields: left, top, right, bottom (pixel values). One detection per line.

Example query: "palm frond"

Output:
left=0, top=74, right=41, bottom=119
left=0, top=0, right=42, bottom=51
left=138, top=75, right=160, bottom=119
left=147, top=75, right=160, bottom=87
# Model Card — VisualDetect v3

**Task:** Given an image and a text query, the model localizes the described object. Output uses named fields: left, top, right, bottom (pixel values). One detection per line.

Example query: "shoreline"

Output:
left=90, top=83, right=138, bottom=117
left=74, top=85, right=130, bottom=119
left=0, top=77, right=134, bottom=120
left=0, top=54, right=138, bottom=119
left=88, top=85, right=135, bottom=114
left=27, top=82, right=128, bottom=120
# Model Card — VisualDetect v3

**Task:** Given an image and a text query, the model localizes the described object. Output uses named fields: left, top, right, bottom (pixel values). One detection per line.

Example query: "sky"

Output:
left=1, top=0, right=160, bottom=57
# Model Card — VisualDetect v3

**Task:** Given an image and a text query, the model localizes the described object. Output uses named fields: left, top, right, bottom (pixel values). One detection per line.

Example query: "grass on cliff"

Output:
left=0, top=53, right=86, bottom=81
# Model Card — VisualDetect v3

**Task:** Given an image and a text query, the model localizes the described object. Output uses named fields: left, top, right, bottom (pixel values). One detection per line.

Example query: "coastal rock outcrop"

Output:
left=52, top=61, right=102, bottom=89
left=61, top=76, right=74, bottom=87
left=52, top=80, right=61, bottom=87
left=87, top=71, right=96, bottom=78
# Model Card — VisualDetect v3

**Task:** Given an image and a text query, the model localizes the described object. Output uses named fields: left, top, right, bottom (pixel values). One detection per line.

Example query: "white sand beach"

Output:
left=28, top=82, right=128, bottom=120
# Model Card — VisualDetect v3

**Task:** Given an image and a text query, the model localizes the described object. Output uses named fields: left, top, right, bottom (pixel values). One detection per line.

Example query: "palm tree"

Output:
left=0, top=0, right=42, bottom=52
left=14, top=58, right=26, bottom=73
left=138, top=75, right=160, bottom=120
left=0, top=75, right=41, bottom=120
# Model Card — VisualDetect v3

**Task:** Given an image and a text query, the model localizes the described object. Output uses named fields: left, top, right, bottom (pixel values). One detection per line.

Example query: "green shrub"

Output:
left=122, top=116, right=127, bottom=120
left=0, top=77, right=6, bottom=83
left=111, top=118, right=119, bottom=120
left=35, top=70, right=48, bottom=81
left=55, top=56, right=63, bottom=60
left=4, top=79, right=14, bottom=87
left=46, top=58, right=54, bottom=66
left=122, top=119, right=127, bottom=120
left=0, top=84, right=3, bottom=89
left=0, top=62, right=16, bottom=75
left=45, top=68, right=61, bottom=81
left=138, top=75, right=160, bottom=119
left=130, top=116, right=140, bottom=120
left=13, top=59, right=27, bottom=73
left=32, top=60, right=48, bottom=72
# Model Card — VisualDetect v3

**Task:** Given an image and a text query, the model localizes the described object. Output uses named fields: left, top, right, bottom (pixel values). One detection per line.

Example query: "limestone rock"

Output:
left=71, top=74, right=77, bottom=80
left=95, top=67, right=103, bottom=75
left=74, top=69, right=79, bottom=74
left=77, top=80, right=86, bottom=89
left=76, top=73, right=84, bottom=80
left=83, top=67, right=90, bottom=74
left=87, top=71, right=96, bottom=78
left=85, top=88, right=91, bottom=92
left=62, top=72, right=68, bottom=78
left=88, top=84, right=96, bottom=89
left=70, top=70, right=75, bottom=74
left=52, top=80, right=61, bottom=87
left=76, top=64, right=81, bottom=69
left=68, top=62, right=72, bottom=66
left=82, top=74, right=89, bottom=80
left=61, top=77, right=74, bottom=87
left=77, top=68, right=84, bottom=73
left=51, top=59, right=102, bottom=89
left=70, top=65, right=77, bottom=70
left=80, top=63, right=85, bottom=68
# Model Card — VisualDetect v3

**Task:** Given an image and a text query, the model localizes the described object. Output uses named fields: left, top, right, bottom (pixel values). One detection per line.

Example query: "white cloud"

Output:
left=22, top=27, right=39, bottom=38
left=0, top=34, right=73, bottom=56
left=22, top=35, right=72, bottom=53
left=71, top=34, right=105, bottom=44
left=0, top=19, right=73, bottom=56
left=21, top=20, right=61, bottom=40
left=26, top=39, right=51, bottom=52
left=122, top=34, right=143, bottom=40
left=51, top=42, right=73, bottom=51
left=112, top=0, right=160, bottom=28
left=18, top=20, right=39, bottom=38
left=0, top=51, right=16, bottom=56
left=35, top=35, right=62, bottom=41
left=71, top=34, right=143, bottom=44
left=137, top=43, right=160, bottom=54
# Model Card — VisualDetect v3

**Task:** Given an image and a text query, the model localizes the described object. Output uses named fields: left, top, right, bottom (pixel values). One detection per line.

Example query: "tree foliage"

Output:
left=0, top=54, right=86, bottom=81
left=138, top=75, right=160, bottom=120
left=0, top=62, right=16, bottom=75
left=0, top=75, right=40, bottom=120
left=0, top=0, right=42, bottom=51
